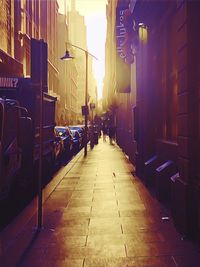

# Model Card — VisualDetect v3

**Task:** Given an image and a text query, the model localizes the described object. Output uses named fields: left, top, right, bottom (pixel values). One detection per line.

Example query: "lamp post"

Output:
left=61, top=43, right=97, bottom=157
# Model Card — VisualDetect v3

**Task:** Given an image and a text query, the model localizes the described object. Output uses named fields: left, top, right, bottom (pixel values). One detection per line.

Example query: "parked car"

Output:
left=69, top=125, right=85, bottom=137
left=54, top=126, right=73, bottom=159
left=69, top=125, right=85, bottom=147
left=70, top=129, right=82, bottom=153
left=53, top=129, right=64, bottom=165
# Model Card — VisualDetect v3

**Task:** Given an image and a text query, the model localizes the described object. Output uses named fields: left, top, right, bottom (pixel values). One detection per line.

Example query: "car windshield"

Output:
left=71, top=130, right=80, bottom=138
left=70, top=126, right=78, bottom=130
left=70, top=130, right=76, bottom=137
left=70, top=126, right=83, bottom=133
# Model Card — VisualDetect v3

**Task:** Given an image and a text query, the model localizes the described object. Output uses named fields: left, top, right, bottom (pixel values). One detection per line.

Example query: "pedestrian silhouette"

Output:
left=108, top=124, right=115, bottom=145
left=102, top=124, right=107, bottom=142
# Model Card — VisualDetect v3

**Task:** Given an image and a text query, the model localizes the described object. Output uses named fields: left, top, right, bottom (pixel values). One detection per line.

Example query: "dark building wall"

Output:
left=134, top=1, right=178, bottom=176
left=133, top=0, right=200, bottom=238
left=175, top=0, right=200, bottom=239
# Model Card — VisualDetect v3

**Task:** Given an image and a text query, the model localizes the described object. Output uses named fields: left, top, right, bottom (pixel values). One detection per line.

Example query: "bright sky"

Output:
left=58, top=0, right=107, bottom=99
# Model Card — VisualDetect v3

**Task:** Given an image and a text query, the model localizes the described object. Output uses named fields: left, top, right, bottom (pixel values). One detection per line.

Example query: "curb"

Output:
left=0, top=147, right=85, bottom=267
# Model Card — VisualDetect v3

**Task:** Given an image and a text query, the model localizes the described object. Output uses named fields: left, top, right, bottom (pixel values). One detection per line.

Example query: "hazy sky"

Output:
left=58, top=0, right=107, bottom=99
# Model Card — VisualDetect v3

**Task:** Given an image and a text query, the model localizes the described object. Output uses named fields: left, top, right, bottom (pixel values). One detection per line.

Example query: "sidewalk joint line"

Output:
left=124, top=244, right=128, bottom=257
left=171, top=255, right=179, bottom=267
left=121, top=224, right=123, bottom=234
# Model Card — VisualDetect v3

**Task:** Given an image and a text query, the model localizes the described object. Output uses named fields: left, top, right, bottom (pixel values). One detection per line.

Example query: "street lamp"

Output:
left=61, top=42, right=97, bottom=157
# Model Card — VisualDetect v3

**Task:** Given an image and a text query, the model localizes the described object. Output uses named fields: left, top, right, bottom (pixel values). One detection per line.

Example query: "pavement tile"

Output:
left=120, top=216, right=155, bottom=224
left=95, top=178, right=114, bottom=184
left=93, top=188, right=115, bottom=193
left=114, top=182, right=134, bottom=188
left=115, top=190, right=139, bottom=198
left=77, top=181, right=95, bottom=186
left=75, top=184, right=94, bottom=190
left=96, top=171, right=114, bottom=176
left=172, top=252, right=200, bottom=267
left=119, top=209, right=150, bottom=217
left=91, top=205, right=118, bottom=214
left=114, top=182, right=133, bottom=188
left=65, top=206, right=91, bottom=212
left=90, top=209, right=120, bottom=218
left=67, top=198, right=92, bottom=207
left=59, top=217, right=90, bottom=226
left=115, top=188, right=140, bottom=195
left=123, top=232, right=163, bottom=243
left=89, top=224, right=122, bottom=235
left=56, top=183, right=76, bottom=190
left=89, top=217, right=121, bottom=226
left=117, top=199, right=143, bottom=206
left=45, top=244, right=126, bottom=259
left=62, top=211, right=91, bottom=217
left=72, top=190, right=93, bottom=197
left=84, top=256, right=176, bottom=267
left=62, top=176, right=80, bottom=179
left=46, top=190, right=73, bottom=199
left=125, top=240, right=198, bottom=258
left=87, top=234, right=124, bottom=246
left=51, top=224, right=89, bottom=236
left=118, top=203, right=146, bottom=213
left=59, top=177, right=80, bottom=184
left=43, top=198, right=69, bottom=209
left=94, top=183, right=115, bottom=189
left=91, top=200, right=118, bottom=208
left=122, top=224, right=156, bottom=234
left=46, top=259, right=84, bottom=267
left=35, top=235, right=87, bottom=249
left=93, top=195, right=116, bottom=201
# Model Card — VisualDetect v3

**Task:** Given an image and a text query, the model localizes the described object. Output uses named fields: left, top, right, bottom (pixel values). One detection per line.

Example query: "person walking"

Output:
left=102, top=124, right=107, bottom=142
left=108, top=124, right=115, bottom=145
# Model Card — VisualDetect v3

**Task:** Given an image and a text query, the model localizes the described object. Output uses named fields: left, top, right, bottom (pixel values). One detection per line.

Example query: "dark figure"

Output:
left=102, top=124, right=107, bottom=142
left=108, top=125, right=115, bottom=145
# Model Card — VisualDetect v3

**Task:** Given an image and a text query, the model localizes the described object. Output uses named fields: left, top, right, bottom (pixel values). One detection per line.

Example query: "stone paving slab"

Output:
left=1, top=139, right=200, bottom=267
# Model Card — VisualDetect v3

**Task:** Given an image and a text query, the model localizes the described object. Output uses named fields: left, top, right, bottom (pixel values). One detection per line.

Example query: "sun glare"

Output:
left=58, top=0, right=107, bottom=100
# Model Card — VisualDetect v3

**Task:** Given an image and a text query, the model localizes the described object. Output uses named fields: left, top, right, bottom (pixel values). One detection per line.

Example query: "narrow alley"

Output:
left=1, top=139, right=200, bottom=267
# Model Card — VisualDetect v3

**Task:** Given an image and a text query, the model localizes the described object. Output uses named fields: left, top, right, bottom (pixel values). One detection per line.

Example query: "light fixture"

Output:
left=60, top=50, right=74, bottom=60
left=60, top=42, right=97, bottom=157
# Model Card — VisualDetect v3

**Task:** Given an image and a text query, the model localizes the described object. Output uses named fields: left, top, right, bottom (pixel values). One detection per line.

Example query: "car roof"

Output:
left=55, top=126, right=69, bottom=129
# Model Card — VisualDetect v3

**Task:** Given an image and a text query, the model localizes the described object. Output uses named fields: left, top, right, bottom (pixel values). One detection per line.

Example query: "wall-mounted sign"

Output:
left=82, top=105, right=89, bottom=116
left=115, top=1, right=132, bottom=93
left=116, top=2, right=134, bottom=64
left=0, top=77, right=19, bottom=88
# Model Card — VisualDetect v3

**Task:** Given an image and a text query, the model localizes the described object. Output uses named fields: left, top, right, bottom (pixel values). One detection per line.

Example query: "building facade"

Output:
left=67, top=0, right=97, bottom=124
left=0, top=0, right=59, bottom=99
left=0, top=0, right=23, bottom=76
left=103, top=0, right=200, bottom=241
left=67, top=1, right=87, bottom=124
left=57, top=12, right=78, bottom=125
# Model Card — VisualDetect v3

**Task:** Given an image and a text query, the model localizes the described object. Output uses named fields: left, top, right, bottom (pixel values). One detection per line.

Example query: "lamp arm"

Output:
left=66, top=42, right=98, bottom=60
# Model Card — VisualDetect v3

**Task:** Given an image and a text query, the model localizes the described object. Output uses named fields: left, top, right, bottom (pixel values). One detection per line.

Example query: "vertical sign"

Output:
left=115, top=1, right=133, bottom=93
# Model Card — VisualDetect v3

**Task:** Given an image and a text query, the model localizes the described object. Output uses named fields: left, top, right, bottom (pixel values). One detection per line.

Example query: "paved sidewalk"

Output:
left=1, top=138, right=200, bottom=267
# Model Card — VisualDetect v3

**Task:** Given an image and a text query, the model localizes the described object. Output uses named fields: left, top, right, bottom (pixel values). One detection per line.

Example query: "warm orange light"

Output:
left=138, top=23, right=148, bottom=44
